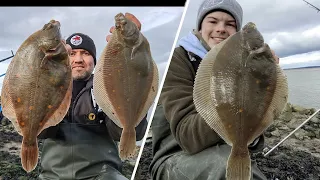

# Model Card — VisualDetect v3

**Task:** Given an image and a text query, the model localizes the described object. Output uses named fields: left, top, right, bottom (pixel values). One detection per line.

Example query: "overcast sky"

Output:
left=0, top=7, right=184, bottom=113
left=1, top=2, right=320, bottom=112
left=178, top=0, right=320, bottom=69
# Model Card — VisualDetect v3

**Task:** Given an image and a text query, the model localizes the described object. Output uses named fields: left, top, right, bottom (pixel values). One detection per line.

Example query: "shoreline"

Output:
left=1, top=102, right=320, bottom=180
left=135, top=103, right=320, bottom=180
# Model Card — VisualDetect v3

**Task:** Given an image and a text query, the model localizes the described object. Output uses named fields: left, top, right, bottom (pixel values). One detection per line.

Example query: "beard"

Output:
left=72, top=69, right=93, bottom=81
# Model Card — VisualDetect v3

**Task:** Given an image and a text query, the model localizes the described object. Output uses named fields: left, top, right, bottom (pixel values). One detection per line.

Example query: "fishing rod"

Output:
left=0, top=50, right=14, bottom=63
left=0, top=50, right=15, bottom=77
left=302, top=0, right=320, bottom=13
left=264, top=108, right=320, bottom=157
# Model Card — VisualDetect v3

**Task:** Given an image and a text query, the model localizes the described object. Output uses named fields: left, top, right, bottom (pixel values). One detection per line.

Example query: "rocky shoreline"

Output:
left=0, top=118, right=140, bottom=180
left=1, top=103, right=320, bottom=180
left=135, top=103, right=320, bottom=180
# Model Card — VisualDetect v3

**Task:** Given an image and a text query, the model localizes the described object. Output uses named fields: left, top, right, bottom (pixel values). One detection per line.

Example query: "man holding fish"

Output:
left=35, top=14, right=148, bottom=179
left=149, top=0, right=283, bottom=179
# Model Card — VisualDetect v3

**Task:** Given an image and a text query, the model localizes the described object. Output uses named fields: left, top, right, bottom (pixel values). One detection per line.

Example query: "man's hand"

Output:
left=106, top=12, right=142, bottom=42
left=62, top=39, right=72, bottom=55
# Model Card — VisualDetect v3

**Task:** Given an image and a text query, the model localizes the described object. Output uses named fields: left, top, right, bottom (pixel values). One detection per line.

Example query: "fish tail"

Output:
left=119, top=126, right=136, bottom=160
left=226, top=146, right=251, bottom=180
left=21, top=137, right=39, bottom=173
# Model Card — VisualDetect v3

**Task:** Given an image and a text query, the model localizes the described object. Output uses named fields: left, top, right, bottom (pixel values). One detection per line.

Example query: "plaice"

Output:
left=193, top=22, right=288, bottom=180
left=1, top=19, right=72, bottom=172
left=93, top=13, right=159, bottom=159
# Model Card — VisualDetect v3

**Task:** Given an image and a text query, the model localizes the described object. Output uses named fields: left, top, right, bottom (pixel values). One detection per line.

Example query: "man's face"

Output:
left=200, top=11, right=237, bottom=48
left=70, top=49, right=95, bottom=80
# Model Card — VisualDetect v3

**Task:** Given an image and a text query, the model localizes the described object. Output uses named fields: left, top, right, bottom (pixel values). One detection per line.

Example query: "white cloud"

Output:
left=141, top=8, right=183, bottom=33
left=266, top=25, right=320, bottom=57
left=177, top=0, right=320, bottom=65
left=0, top=7, right=183, bottom=95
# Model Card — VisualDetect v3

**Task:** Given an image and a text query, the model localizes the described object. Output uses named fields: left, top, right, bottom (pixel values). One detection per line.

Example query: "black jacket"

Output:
left=38, top=74, right=148, bottom=179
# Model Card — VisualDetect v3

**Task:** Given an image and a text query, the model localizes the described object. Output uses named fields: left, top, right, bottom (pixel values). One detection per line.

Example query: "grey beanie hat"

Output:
left=196, top=0, right=243, bottom=32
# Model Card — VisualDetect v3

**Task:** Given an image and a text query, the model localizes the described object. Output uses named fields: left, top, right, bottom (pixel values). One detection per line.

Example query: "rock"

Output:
left=287, top=116, right=305, bottom=129
left=284, top=102, right=292, bottom=112
left=278, top=125, right=290, bottom=131
left=278, top=111, right=293, bottom=122
left=294, top=129, right=315, bottom=140
left=310, top=108, right=316, bottom=114
left=292, top=105, right=315, bottom=115
left=315, top=130, right=320, bottom=138
left=270, top=129, right=281, bottom=137
left=310, top=116, right=320, bottom=124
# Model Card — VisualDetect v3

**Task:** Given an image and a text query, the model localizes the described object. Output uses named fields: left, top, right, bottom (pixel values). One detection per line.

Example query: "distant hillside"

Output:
left=283, top=65, right=320, bottom=70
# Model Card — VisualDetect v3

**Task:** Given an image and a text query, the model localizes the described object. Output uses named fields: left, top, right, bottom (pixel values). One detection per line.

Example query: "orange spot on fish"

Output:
left=17, top=97, right=21, bottom=103
left=267, top=86, right=270, bottom=90
left=39, top=121, right=43, bottom=126
left=228, top=125, right=232, bottom=128
left=29, top=106, right=34, bottom=110
left=108, top=73, right=111, bottom=76
left=113, top=90, right=115, bottom=92
left=117, top=106, right=121, bottom=109
left=20, top=121, right=25, bottom=126
left=111, top=49, right=118, bottom=55
left=256, top=80, right=260, bottom=84
left=60, top=86, right=64, bottom=90
left=48, top=105, right=52, bottom=109
left=118, top=70, right=120, bottom=73
left=15, top=74, right=20, bottom=78
left=239, top=109, right=243, bottom=113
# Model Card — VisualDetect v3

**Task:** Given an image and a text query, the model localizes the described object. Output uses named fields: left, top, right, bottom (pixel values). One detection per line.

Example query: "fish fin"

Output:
left=271, top=65, right=288, bottom=117
left=226, top=146, right=251, bottom=180
left=1, top=73, right=23, bottom=136
left=21, top=137, right=39, bottom=173
left=248, top=64, right=288, bottom=144
left=93, top=51, right=121, bottom=127
left=38, top=76, right=72, bottom=135
left=137, top=60, right=159, bottom=124
left=119, top=126, right=136, bottom=160
left=193, top=39, right=232, bottom=144
left=125, top=12, right=141, bottom=31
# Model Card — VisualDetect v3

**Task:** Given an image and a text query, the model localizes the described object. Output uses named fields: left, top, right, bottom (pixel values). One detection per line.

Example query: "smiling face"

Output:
left=69, top=49, right=94, bottom=80
left=199, top=11, right=237, bottom=48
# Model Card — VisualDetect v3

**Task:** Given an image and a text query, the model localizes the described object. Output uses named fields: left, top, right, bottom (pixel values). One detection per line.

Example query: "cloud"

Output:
left=0, top=7, right=184, bottom=94
left=280, top=50, right=320, bottom=69
left=177, top=0, right=320, bottom=66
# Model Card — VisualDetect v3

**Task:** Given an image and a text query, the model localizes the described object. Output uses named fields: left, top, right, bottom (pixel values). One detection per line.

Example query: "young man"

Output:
left=38, top=14, right=148, bottom=180
left=149, top=0, right=279, bottom=179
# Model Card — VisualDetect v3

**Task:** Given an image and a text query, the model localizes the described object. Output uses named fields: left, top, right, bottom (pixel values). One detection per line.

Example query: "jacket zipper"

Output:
left=70, top=86, right=92, bottom=123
